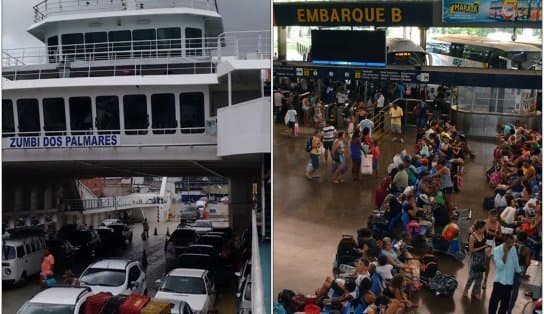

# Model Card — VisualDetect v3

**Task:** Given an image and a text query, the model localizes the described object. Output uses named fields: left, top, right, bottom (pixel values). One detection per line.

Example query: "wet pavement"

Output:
left=2, top=218, right=237, bottom=313
left=273, top=123, right=535, bottom=314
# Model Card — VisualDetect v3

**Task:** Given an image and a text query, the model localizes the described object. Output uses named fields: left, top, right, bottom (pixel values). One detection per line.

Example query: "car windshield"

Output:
left=160, top=276, right=206, bottom=294
left=193, top=221, right=211, bottom=228
left=2, top=245, right=16, bottom=260
left=18, top=303, right=75, bottom=314
left=79, top=268, right=126, bottom=287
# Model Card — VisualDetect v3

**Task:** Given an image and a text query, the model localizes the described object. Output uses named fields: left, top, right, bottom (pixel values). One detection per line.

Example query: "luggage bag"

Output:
left=141, top=300, right=171, bottom=314
left=119, top=294, right=151, bottom=314
left=85, top=292, right=113, bottom=314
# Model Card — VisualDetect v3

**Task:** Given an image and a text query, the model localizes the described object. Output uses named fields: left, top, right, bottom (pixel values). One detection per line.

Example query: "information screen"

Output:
left=311, top=30, right=386, bottom=67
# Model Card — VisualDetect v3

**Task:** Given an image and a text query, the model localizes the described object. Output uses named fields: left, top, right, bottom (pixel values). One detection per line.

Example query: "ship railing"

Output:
left=33, top=0, right=217, bottom=23
left=217, top=30, right=271, bottom=62
left=62, top=194, right=165, bottom=211
left=2, top=126, right=210, bottom=138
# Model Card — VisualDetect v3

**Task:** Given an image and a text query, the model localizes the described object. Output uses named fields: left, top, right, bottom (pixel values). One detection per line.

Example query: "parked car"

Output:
left=79, top=259, right=147, bottom=295
left=198, top=235, right=229, bottom=259
left=187, top=220, right=213, bottom=235
left=171, top=300, right=194, bottom=314
left=57, top=226, right=102, bottom=259
left=100, top=218, right=124, bottom=226
left=236, top=275, right=251, bottom=314
left=181, top=244, right=218, bottom=257
left=170, top=229, right=199, bottom=255
left=154, top=268, right=216, bottom=314
left=17, top=286, right=94, bottom=314
left=96, top=223, right=132, bottom=248
left=179, top=206, right=200, bottom=223
left=3, top=236, right=46, bottom=285
left=235, top=259, right=251, bottom=293
left=45, top=239, right=80, bottom=272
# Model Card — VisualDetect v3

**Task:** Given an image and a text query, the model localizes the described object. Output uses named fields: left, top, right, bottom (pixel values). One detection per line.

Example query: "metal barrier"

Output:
left=63, top=194, right=165, bottom=211
left=33, top=0, right=217, bottom=22
left=251, top=209, right=265, bottom=314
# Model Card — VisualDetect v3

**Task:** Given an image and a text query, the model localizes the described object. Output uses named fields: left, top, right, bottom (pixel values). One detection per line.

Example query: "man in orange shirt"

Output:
left=40, top=248, right=55, bottom=285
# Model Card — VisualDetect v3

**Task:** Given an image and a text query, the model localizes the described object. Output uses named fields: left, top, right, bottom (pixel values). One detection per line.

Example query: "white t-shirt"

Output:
left=376, top=95, right=385, bottom=108
left=355, top=272, right=371, bottom=287
left=286, top=109, right=297, bottom=123
left=274, top=92, right=283, bottom=107
left=376, top=264, right=394, bottom=282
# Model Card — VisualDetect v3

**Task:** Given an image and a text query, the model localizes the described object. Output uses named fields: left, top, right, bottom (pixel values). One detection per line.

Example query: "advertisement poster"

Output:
left=443, top=0, right=542, bottom=23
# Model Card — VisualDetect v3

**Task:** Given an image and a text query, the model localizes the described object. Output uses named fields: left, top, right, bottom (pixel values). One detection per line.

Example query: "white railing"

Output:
left=2, top=127, right=208, bottom=138
left=33, top=0, right=217, bottom=22
left=2, top=30, right=271, bottom=80
left=251, top=209, right=265, bottom=314
left=218, top=31, right=271, bottom=62
left=63, top=194, right=166, bottom=211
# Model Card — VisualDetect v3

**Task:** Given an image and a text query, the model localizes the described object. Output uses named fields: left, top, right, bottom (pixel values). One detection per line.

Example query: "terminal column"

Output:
left=228, top=176, right=255, bottom=234
left=277, top=27, right=287, bottom=60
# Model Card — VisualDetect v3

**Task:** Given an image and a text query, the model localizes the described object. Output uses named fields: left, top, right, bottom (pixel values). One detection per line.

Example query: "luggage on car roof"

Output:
left=141, top=300, right=171, bottom=314
left=85, top=292, right=113, bottom=314
left=119, top=294, right=151, bottom=314
left=102, top=294, right=128, bottom=314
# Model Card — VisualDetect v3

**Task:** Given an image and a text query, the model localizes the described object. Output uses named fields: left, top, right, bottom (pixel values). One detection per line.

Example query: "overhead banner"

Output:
left=273, top=2, right=434, bottom=27
left=6, top=134, right=120, bottom=149
left=443, top=0, right=542, bottom=23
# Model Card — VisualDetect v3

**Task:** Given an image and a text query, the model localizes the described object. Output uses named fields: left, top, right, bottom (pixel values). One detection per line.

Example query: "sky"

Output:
left=1, top=0, right=270, bottom=49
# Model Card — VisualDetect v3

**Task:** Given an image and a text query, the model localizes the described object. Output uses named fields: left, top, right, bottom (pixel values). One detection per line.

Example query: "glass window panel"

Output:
left=180, top=93, right=205, bottom=134
left=185, top=28, right=202, bottom=56
left=69, top=97, right=93, bottom=135
left=2, top=99, right=15, bottom=136
left=85, top=32, right=108, bottom=60
left=108, top=30, right=132, bottom=59
left=123, top=94, right=148, bottom=135
left=61, top=33, right=84, bottom=61
left=133, top=29, right=156, bottom=58
left=157, top=27, right=181, bottom=57
left=96, top=96, right=120, bottom=134
left=151, top=94, right=176, bottom=134
left=43, top=98, right=66, bottom=135
left=16, top=99, right=40, bottom=136
left=47, top=36, right=59, bottom=63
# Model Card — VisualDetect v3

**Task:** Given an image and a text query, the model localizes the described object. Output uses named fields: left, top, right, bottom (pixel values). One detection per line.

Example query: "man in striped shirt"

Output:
left=321, top=122, right=336, bottom=163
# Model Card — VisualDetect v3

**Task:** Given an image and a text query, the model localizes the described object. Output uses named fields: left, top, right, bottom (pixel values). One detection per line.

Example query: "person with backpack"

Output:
left=463, top=220, right=489, bottom=299
left=306, top=130, right=322, bottom=180
left=508, top=231, right=532, bottom=313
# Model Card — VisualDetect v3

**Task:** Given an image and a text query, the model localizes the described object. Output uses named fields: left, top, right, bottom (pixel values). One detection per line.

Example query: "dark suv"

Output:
left=170, top=228, right=199, bottom=255
left=56, top=225, right=102, bottom=259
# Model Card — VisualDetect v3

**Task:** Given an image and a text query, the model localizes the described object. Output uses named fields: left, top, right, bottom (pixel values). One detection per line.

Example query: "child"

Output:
left=370, top=139, right=380, bottom=177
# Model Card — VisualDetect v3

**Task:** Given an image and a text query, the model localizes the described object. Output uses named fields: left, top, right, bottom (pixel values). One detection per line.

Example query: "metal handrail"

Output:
left=33, top=0, right=217, bottom=23
left=251, top=209, right=265, bottom=314
left=63, top=194, right=166, bottom=211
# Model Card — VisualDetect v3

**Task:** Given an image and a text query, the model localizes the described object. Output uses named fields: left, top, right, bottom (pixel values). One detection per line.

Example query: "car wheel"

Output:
left=19, top=272, right=27, bottom=286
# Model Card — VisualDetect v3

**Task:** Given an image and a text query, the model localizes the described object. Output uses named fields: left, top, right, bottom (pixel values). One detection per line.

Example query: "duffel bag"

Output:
left=428, top=271, right=458, bottom=297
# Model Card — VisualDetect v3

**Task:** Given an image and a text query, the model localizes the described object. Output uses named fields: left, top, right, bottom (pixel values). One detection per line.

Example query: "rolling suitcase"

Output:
left=85, top=292, right=113, bottom=314
left=141, top=300, right=171, bottom=314
left=119, top=294, right=151, bottom=314
left=103, top=295, right=128, bottom=314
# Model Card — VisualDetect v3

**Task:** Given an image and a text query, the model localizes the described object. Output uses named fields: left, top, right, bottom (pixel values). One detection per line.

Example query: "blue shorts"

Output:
left=310, top=154, right=320, bottom=170
left=323, top=141, right=333, bottom=151
left=442, top=187, right=453, bottom=194
left=287, top=121, right=295, bottom=129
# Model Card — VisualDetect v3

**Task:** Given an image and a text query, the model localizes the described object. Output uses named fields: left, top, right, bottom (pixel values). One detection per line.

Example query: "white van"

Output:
left=2, top=236, right=46, bottom=285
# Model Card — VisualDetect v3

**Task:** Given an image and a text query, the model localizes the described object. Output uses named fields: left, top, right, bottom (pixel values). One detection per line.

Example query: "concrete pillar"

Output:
left=44, top=185, right=54, bottom=209
left=420, top=28, right=427, bottom=59
left=14, top=187, right=24, bottom=212
left=30, top=186, right=40, bottom=211
left=228, top=176, right=255, bottom=234
left=277, top=27, right=287, bottom=61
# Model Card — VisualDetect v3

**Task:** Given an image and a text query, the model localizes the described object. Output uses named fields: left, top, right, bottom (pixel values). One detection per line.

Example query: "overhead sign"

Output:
left=275, top=66, right=422, bottom=83
left=443, top=0, right=542, bottom=24
left=7, top=135, right=120, bottom=149
left=273, top=2, right=434, bottom=27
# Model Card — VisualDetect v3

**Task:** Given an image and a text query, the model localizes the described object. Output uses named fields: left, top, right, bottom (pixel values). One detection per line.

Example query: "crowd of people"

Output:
left=274, top=78, right=542, bottom=314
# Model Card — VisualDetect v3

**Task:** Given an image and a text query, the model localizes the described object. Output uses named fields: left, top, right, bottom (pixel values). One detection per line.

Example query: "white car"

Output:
left=187, top=220, right=213, bottom=235
left=154, top=268, right=216, bottom=314
left=17, top=286, right=93, bottom=314
left=101, top=218, right=124, bottom=226
left=79, top=259, right=147, bottom=295
left=236, top=275, right=251, bottom=314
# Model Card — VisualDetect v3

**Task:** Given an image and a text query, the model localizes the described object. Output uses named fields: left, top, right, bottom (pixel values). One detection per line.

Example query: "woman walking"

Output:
left=332, top=131, right=346, bottom=184
left=350, top=130, right=362, bottom=182
left=463, top=220, right=489, bottom=299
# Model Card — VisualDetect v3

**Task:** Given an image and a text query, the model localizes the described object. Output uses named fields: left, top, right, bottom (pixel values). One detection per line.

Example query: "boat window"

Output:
left=151, top=94, right=176, bottom=134
left=185, top=28, right=203, bottom=56
left=69, top=97, right=93, bottom=135
left=96, top=96, right=120, bottom=134
left=43, top=98, right=67, bottom=135
left=2, top=100, right=15, bottom=136
left=133, top=29, right=156, bottom=58
left=449, top=43, right=464, bottom=58
left=16, top=99, right=40, bottom=136
left=123, top=95, right=148, bottom=135
left=180, top=93, right=205, bottom=133
left=462, top=45, right=490, bottom=64
left=47, top=36, right=59, bottom=63
left=108, top=30, right=132, bottom=59
left=157, top=27, right=181, bottom=57
left=61, top=33, right=84, bottom=61
left=85, top=32, right=108, bottom=60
